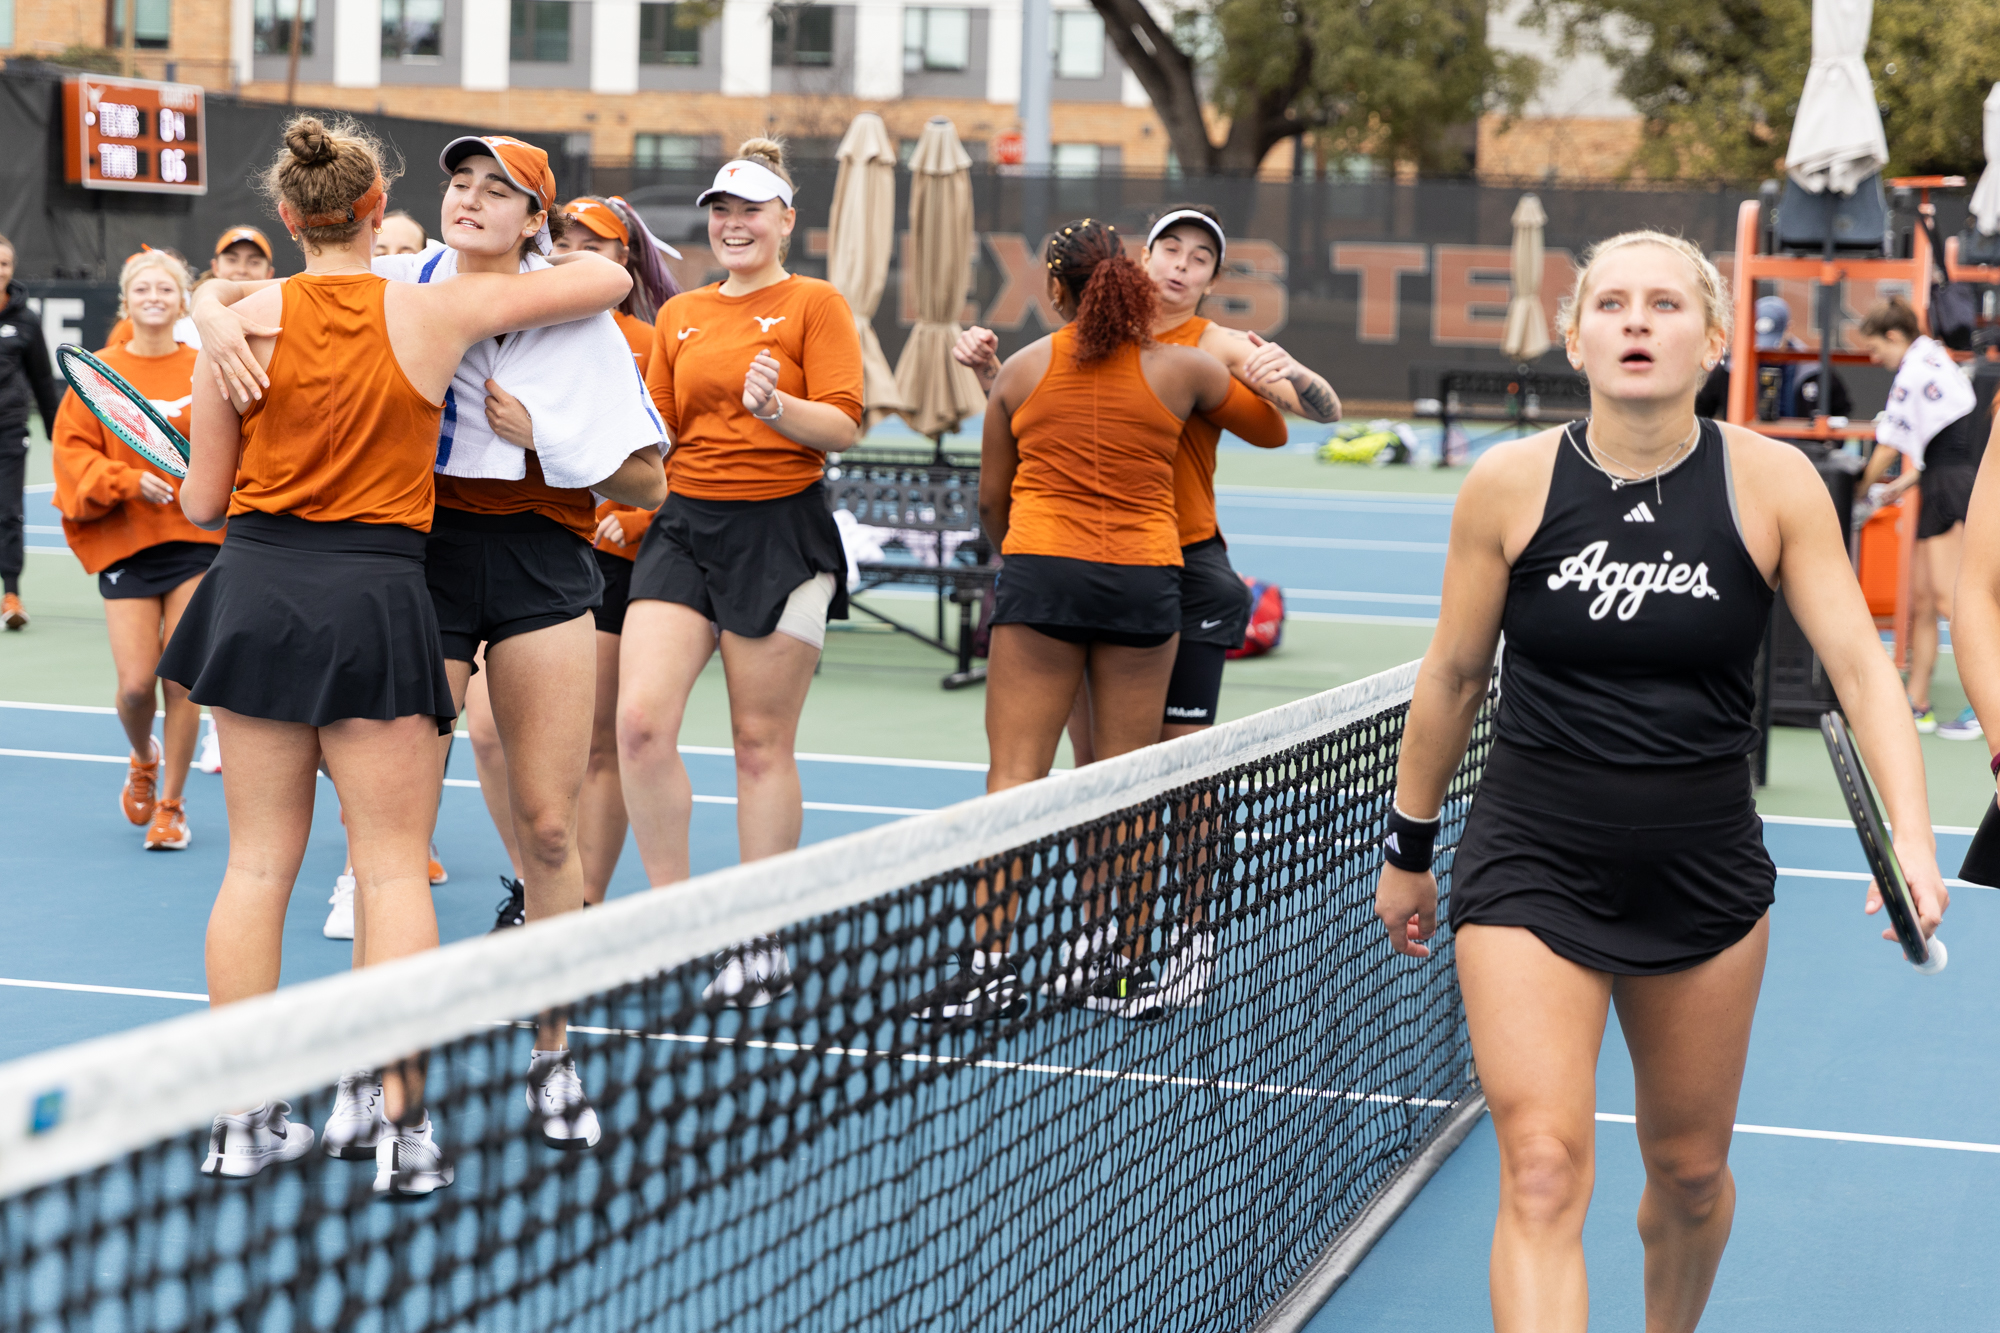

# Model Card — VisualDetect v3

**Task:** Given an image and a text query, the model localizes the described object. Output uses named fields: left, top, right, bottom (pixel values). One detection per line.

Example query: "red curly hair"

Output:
left=1046, top=218, right=1156, bottom=365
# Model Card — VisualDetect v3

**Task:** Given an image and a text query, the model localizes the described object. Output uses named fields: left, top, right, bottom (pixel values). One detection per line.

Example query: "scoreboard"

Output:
left=61, top=74, right=206, bottom=195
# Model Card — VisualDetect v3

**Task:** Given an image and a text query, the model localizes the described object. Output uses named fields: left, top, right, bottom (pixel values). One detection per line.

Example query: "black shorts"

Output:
left=157, top=512, right=455, bottom=734
left=1449, top=739, right=1775, bottom=975
left=1163, top=641, right=1229, bottom=726
left=992, top=553, right=1181, bottom=648
left=99, top=540, right=216, bottom=600
left=1918, top=465, right=1977, bottom=540
left=425, top=507, right=604, bottom=662
left=1178, top=536, right=1252, bottom=647
left=592, top=548, right=634, bottom=635
left=630, top=483, right=849, bottom=638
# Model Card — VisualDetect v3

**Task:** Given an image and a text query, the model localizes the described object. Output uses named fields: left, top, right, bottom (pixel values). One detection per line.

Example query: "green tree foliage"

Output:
left=1097, top=0, right=1538, bottom=174
left=1528, top=0, right=2000, bottom=180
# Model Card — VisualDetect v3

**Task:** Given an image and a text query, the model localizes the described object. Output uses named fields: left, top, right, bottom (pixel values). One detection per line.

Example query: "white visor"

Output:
left=1146, top=210, right=1226, bottom=266
left=696, top=160, right=795, bottom=209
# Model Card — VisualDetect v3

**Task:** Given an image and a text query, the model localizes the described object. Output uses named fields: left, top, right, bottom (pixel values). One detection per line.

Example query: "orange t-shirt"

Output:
left=1004, top=326, right=1186, bottom=566
left=1157, top=316, right=1288, bottom=546
left=51, top=342, right=222, bottom=574
left=646, top=275, right=863, bottom=502
left=613, top=310, right=655, bottom=378
left=593, top=500, right=655, bottom=560
left=435, top=455, right=598, bottom=541
left=230, top=274, right=443, bottom=530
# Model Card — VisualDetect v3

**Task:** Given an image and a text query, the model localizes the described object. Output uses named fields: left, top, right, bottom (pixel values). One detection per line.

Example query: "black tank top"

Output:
left=1497, top=419, right=1774, bottom=765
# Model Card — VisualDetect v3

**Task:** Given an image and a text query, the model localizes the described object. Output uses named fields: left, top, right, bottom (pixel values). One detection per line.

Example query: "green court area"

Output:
left=7, top=437, right=1992, bottom=823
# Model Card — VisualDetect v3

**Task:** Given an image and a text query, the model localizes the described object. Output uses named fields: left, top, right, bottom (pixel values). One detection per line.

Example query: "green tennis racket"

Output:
left=56, top=344, right=190, bottom=479
left=1819, top=711, right=1947, bottom=974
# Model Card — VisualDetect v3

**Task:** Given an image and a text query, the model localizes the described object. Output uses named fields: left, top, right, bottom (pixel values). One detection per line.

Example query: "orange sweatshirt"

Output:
left=646, top=275, right=862, bottom=502
left=51, top=341, right=221, bottom=574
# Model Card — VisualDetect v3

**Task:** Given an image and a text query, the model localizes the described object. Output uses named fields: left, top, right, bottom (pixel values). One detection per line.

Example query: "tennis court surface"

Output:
left=3, top=469, right=1996, bottom=1330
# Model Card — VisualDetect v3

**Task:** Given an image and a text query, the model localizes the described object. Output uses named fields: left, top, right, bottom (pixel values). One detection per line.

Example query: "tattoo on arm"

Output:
left=1293, top=376, right=1339, bottom=422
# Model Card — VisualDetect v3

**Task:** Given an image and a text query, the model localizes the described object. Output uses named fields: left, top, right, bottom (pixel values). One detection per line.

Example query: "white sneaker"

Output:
left=373, top=1118, right=454, bottom=1197
left=1040, top=923, right=1151, bottom=1006
left=703, top=939, right=794, bottom=1007
left=527, top=1048, right=602, bottom=1150
left=196, top=718, right=222, bottom=774
left=200, top=1101, right=316, bottom=1178
left=1102, top=927, right=1218, bottom=1022
left=324, top=873, right=356, bottom=940
left=322, top=1071, right=390, bottom=1159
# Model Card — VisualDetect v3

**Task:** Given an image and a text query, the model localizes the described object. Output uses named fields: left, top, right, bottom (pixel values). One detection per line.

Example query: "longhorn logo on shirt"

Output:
left=149, top=394, right=193, bottom=422
left=754, top=316, right=786, bottom=333
left=1545, top=540, right=1719, bottom=621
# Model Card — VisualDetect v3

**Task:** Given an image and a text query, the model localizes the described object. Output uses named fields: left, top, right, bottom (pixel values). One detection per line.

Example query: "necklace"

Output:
left=1572, top=417, right=1701, bottom=506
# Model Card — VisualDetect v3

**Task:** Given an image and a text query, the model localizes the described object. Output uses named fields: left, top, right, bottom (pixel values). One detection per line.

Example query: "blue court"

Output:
left=9, top=472, right=1997, bottom=1329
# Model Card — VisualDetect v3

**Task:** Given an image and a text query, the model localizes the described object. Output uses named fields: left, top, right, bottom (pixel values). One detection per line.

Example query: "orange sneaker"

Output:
left=1, top=593, right=25, bottom=630
left=144, top=797, right=190, bottom=850
left=428, top=840, right=448, bottom=885
left=121, top=740, right=161, bottom=825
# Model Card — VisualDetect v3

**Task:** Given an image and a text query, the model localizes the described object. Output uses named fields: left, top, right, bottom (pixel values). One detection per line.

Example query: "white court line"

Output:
left=1764, top=813, right=1979, bottom=837
left=0, top=978, right=208, bottom=1002
left=1215, top=484, right=1456, bottom=505
left=1288, top=589, right=1444, bottom=605
left=1292, top=611, right=1439, bottom=627
left=431, top=776, right=930, bottom=816
left=1596, top=1112, right=2000, bottom=1155
left=25, top=483, right=53, bottom=494
left=10, top=985, right=1999, bottom=1151
left=1226, top=534, right=1447, bottom=553
left=0, top=702, right=991, bottom=773
left=1775, top=867, right=1982, bottom=889
left=0, top=747, right=126, bottom=764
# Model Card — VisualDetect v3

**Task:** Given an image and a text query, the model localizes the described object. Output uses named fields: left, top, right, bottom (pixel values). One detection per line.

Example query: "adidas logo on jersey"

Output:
left=1623, top=501, right=1656, bottom=523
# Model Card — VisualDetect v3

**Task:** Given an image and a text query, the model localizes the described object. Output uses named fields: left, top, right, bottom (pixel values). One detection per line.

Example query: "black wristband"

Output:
left=1383, top=805, right=1440, bottom=873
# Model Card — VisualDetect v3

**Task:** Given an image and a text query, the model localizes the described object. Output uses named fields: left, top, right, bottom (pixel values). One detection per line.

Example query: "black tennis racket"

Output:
left=56, top=344, right=189, bottom=478
left=1819, top=711, right=1947, bottom=974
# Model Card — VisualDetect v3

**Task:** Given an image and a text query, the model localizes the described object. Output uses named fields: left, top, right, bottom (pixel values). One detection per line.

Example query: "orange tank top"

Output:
left=230, top=274, right=443, bottom=530
left=1157, top=316, right=1225, bottom=547
left=1004, top=326, right=1185, bottom=566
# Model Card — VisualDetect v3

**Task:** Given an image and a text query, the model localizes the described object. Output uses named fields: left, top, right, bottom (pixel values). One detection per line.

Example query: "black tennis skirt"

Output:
left=1918, top=464, right=1977, bottom=540
left=630, top=483, right=849, bottom=638
left=1449, top=739, right=1775, bottom=975
left=592, top=548, right=634, bottom=635
left=99, top=540, right=216, bottom=600
left=992, top=553, right=1182, bottom=648
left=158, top=512, right=456, bottom=734
left=1178, top=536, right=1252, bottom=647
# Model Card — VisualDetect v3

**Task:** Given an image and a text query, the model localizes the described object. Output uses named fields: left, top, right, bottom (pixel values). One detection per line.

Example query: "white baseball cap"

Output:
left=696, top=159, right=795, bottom=209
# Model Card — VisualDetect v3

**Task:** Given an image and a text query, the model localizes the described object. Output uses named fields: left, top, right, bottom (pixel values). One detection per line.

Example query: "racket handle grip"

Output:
left=1914, top=933, right=1948, bottom=976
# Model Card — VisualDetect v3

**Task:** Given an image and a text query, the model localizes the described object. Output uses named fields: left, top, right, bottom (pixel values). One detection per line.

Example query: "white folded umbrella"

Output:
left=1783, top=0, right=1889, bottom=195
left=1972, top=82, right=2000, bottom=236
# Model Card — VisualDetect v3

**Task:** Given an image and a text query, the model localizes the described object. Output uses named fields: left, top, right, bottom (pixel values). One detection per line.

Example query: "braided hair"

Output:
left=1046, top=218, right=1156, bottom=365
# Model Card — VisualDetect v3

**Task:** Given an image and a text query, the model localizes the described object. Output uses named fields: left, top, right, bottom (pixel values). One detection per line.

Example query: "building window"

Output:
left=1052, top=142, right=1101, bottom=176
left=770, top=4, right=832, bottom=66
left=1, top=0, right=13, bottom=50
left=381, top=0, right=442, bottom=59
left=252, top=0, right=312, bottom=55
left=635, top=133, right=704, bottom=170
left=638, top=2, right=701, bottom=64
left=1052, top=9, right=1102, bottom=79
left=903, top=7, right=967, bottom=72
left=108, top=0, right=171, bottom=49
left=510, top=0, right=569, bottom=61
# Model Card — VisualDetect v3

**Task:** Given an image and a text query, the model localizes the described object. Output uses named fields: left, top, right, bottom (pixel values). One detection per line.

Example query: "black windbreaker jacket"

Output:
left=0, top=282, right=64, bottom=438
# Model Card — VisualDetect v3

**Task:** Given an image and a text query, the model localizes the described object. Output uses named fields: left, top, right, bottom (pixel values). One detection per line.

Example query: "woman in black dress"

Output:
left=1374, top=230, right=1947, bottom=1331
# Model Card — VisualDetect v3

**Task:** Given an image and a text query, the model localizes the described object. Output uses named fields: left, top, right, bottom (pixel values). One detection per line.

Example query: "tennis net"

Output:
left=0, top=659, right=1495, bottom=1332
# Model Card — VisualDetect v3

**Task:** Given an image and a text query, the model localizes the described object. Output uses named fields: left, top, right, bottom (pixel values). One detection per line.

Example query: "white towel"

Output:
left=373, top=243, right=665, bottom=488
left=1876, top=336, right=1976, bottom=469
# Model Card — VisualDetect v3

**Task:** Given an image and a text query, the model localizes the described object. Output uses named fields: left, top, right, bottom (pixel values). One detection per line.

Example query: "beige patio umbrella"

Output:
left=827, top=112, right=905, bottom=429
left=1501, top=192, right=1551, bottom=363
left=894, top=116, right=985, bottom=442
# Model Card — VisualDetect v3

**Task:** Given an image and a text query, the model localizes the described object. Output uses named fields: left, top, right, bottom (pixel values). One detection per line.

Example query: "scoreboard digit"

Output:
left=62, top=74, right=207, bottom=196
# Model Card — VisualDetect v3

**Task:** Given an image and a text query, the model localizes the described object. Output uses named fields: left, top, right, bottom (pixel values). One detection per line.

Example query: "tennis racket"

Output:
left=55, top=344, right=189, bottom=478
left=1819, top=711, right=1947, bottom=974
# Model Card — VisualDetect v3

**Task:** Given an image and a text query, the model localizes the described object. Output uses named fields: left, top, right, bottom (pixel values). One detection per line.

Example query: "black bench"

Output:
left=1412, top=368, right=1591, bottom=459
left=823, top=446, right=997, bottom=690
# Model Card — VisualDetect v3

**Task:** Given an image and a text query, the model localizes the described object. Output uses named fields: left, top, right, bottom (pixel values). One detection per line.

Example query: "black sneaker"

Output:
left=491, top=876, right=525, bottom=932
left=910, top=951, right=1028, bottom=1024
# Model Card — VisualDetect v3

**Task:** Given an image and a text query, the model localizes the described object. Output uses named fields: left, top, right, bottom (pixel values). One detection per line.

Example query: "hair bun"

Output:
left=285, top=118, right=336, bottom=166
left=736, top=136, right=786, bottom=170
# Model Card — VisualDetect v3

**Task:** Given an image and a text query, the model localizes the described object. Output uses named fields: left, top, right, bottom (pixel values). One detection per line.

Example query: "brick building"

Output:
left=0, top=0, right=1640, bottom=179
